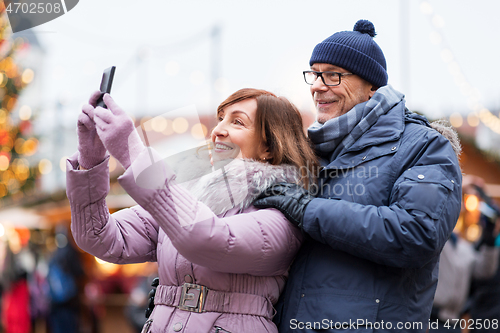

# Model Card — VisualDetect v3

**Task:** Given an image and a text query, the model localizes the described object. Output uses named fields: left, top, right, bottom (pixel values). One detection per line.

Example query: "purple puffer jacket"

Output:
left=66, top=149, right=303, bottom=333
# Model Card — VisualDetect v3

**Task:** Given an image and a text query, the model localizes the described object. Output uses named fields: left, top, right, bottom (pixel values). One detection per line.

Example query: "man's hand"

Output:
left=94, top=94, right=145, bottom=169
left=77, top=91, right=107, bottom=169
left=253, top=183, right=314, bottom=229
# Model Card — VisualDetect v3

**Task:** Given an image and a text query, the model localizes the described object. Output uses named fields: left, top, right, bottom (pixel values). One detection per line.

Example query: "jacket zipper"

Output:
left=215, top=326, right=231, bottom=333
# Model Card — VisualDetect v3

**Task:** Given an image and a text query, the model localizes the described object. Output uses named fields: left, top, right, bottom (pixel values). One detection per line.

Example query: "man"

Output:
left=255, top=20, right=462, bottom=332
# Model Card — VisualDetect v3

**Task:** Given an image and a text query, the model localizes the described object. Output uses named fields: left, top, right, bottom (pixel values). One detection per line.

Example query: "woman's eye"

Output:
left=217, top=116, right=223, bottom=122
left=234, top=119, right=244, bottom=125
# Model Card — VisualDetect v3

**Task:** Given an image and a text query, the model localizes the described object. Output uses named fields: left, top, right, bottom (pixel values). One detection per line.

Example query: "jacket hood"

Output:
left=429, top=120, right=462, bottom=157
left=169, top=152, right=300, bottom=215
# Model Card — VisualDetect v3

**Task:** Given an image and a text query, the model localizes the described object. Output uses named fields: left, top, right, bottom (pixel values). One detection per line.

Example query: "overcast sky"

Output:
left=15, top=0, right=500, bottom=123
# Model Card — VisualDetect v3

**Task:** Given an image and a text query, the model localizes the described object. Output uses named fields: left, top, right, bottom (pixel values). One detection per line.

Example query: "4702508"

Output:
left=442, top=319, right=498, bottom=331
left=6, top=2, right=62, bottom=14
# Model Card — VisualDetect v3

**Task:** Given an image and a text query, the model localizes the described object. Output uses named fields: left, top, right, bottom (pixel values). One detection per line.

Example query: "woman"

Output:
left=66, top=88, right=317, bottom=332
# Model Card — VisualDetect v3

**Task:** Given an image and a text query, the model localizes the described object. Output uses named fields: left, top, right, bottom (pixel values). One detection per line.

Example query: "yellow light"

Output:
left=0, top=155, right=9, bottom=171
left=2, top=170, right=14, bottom=183
left=467, top=113, right=480, bottom=127
left=23, top=138, right=38, bottom=156
left=0, top=72, right=7, bottom=88
left=95, top=257, right=119, bottom=275
left=454, top=215, right=463, bottom=233
left=191, top=123, right=207, bottom=139
left=151, top=116, right=167, bottom=132
left=449, top=113, right=463, bottom=128
left=19, top=105, right=31, bottom=120
left=0, top=109, right=7, bottom=124
left=14, top=138, right=25, bottom=154
left=172, top=117, right=189, bottom=134
left=0, top=184, right=7, bottom=197
left=21, top=68, right=34, bottom=84
left=38, top=159, right=52, bottom=174
left=466, top=224, right=481, bottom=242
left=465, top=194, right=479, bottom=212
left=59, top=156, right=68, bottom=172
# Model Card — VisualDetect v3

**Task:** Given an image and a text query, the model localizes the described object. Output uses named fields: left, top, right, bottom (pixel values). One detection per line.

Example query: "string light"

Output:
left=420, top=0, right=500, bottom=134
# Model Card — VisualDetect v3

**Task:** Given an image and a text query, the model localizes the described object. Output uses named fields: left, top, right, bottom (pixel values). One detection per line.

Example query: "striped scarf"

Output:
left=308, top=85, right=404, bottom=163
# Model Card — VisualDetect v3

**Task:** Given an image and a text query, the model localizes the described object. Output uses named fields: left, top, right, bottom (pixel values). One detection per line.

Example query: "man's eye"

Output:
left=325, top=73, right=337, bottom=80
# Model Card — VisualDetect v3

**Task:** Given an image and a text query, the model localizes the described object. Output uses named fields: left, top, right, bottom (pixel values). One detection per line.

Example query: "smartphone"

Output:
left=96, top=66, right=116, bottom=108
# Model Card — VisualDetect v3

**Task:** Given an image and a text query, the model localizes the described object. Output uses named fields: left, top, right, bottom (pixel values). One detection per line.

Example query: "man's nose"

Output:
left=311, top=75, right=328, bottom=92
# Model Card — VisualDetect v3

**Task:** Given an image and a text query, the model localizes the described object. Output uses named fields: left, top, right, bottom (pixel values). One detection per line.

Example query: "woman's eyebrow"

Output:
left=228, top=110, right=250, bottom=120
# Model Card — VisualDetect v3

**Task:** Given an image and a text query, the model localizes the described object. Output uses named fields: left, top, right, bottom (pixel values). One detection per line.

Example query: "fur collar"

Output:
left=169, top=152, right=300, bottom=215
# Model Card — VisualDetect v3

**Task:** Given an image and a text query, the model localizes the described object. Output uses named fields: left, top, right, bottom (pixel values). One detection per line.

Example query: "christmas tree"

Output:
left=0, top=3, right=39, bottom=203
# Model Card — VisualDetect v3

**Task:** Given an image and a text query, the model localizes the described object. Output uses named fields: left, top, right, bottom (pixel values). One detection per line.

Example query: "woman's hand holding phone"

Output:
left=77, top=90, right=108, bottom=169
left=93, top=94, right=145, bottom=170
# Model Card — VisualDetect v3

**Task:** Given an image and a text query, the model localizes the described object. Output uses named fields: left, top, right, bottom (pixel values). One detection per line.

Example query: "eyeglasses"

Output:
left=303, top=71, right=353, bottom=86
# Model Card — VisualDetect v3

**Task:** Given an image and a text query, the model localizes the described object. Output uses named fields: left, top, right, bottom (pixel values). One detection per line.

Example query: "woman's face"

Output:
left=211, top=98, right=268, bottom=162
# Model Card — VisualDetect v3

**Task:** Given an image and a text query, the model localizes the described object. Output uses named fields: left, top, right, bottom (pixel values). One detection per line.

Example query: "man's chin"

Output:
left=316, top=109, right=341, bottom=124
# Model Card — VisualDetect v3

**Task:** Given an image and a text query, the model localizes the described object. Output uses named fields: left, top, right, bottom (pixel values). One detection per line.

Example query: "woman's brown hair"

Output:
left=217, top=88, right=318, bottom=188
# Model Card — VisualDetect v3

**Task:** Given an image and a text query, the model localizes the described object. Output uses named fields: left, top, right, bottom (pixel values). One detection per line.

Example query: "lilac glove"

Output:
left=94, top=94, right=145, bottom=169
left=77, top=91, right=108, bottom=169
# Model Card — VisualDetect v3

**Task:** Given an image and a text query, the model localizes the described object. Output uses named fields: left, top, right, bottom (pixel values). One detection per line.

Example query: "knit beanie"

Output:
left=310, top=19, right=388, bottom=87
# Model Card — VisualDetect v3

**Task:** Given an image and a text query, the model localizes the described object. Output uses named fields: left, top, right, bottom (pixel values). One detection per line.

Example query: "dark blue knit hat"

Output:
left=309, top=20, right=388, bottom=87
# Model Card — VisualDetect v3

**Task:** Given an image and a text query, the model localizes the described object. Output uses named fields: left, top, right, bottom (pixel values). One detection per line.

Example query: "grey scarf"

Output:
left=308, top=85, right=404, bottom=163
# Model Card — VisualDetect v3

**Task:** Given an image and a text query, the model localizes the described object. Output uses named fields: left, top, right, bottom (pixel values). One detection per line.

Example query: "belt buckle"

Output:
left=178, top=283, right=207, bottom=313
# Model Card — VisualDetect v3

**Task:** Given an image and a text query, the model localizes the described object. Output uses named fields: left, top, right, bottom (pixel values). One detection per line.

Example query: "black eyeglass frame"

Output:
left=303, top=70, right=354, bottom=86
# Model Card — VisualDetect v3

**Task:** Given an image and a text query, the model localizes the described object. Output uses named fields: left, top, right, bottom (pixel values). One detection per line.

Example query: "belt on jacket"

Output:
left=154, top=283, right=274, bottom=319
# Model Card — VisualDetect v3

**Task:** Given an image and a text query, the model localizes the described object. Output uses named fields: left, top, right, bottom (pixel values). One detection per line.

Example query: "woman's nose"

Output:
left=211, top=122, right=228, bottom=138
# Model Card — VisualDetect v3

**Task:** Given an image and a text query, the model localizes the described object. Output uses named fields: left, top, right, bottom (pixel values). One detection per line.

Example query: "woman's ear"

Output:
left=260, top=147, right=272, bottom=162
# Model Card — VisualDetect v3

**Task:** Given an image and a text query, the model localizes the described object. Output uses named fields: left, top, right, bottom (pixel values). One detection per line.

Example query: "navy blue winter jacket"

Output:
left=277, top=99, right=462, bottom=332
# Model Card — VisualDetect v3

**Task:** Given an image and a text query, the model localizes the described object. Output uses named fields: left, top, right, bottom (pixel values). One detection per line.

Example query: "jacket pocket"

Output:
left=294, top=292, right=379, bottom=332
left=396, top=166, right=454, bottom=220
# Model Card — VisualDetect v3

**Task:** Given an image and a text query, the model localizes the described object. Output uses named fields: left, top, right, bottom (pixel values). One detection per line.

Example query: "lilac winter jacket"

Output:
left=66, top=149, right=303, bottom=333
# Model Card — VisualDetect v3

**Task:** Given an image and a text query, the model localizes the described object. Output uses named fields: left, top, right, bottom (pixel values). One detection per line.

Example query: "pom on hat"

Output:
left=353, top=19, right=376, bottom=37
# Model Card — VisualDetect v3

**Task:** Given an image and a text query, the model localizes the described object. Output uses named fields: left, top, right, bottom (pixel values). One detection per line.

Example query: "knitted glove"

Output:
left=77, top=90, right=108, bottom=169
left=253, top=182, right=314, bottom=229
left=94, top=94, right=145, bottom=170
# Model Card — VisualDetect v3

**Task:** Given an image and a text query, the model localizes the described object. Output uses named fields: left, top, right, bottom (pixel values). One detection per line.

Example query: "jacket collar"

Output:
left=170, top=152, right=300, bottom=215
left=321, top=100, right=407, bottom=170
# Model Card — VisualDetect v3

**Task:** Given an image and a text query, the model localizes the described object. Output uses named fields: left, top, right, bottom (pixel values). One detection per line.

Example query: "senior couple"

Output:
left=66, top=20, right=462, bottom=332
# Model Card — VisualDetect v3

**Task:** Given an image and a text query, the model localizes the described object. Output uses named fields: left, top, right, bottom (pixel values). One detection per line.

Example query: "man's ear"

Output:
left=368, top=85, right=378, bottom=99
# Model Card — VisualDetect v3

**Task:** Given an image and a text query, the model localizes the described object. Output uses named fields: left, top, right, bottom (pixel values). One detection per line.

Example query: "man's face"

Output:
left=310, top=63, right=376, bottom=124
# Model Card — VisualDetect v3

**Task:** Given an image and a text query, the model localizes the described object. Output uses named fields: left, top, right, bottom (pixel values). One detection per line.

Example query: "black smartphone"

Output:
left=96, top=66, right=116, bottom=108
